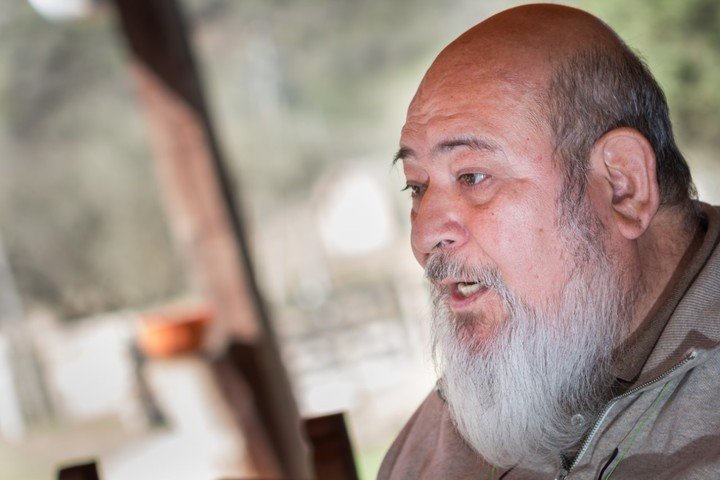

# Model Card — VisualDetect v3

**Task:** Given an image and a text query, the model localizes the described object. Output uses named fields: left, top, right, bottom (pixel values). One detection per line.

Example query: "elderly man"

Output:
left=379, top=4, right=720, bottom=480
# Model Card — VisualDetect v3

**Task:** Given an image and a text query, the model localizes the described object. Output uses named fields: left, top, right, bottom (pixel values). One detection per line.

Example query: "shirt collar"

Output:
left=612, top=206, right=714, bottom=386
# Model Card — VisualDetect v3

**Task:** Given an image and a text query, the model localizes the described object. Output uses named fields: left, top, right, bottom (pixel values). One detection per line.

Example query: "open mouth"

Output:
left=456, top=281, right=482, bottom=297
left=449, top=281, right=487, bottom=306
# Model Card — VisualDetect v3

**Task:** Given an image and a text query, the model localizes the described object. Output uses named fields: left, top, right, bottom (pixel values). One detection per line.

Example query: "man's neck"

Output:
left=630, top=207, right=701, bottom=337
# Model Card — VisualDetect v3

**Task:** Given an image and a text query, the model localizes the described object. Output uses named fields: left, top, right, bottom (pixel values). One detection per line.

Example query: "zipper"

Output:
left=555, top=349, right=698, bottom=480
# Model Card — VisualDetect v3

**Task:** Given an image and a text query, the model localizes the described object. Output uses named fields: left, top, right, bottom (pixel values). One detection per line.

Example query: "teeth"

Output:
left=457, top=282, right=481, bottom=297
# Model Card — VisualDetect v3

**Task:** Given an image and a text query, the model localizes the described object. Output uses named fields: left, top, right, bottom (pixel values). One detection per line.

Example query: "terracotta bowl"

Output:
left=137, top=305, right=212, bottom=358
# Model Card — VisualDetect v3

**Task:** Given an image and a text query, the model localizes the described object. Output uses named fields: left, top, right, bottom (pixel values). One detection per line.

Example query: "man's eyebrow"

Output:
left=392, top=147, right=414, bottom=165
left=435, top=135, right=499, bottom=154
left=392, top=135, right=499, bottom=166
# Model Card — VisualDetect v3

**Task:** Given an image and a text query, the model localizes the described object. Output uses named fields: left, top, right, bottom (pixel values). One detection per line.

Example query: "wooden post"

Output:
left=110, top=0, right=311, bottom=477
left=112, top=0, right=258, bottom=348
left=57, top=461, right=100, bottom=480
left=305, top=413, right=359, bottom=480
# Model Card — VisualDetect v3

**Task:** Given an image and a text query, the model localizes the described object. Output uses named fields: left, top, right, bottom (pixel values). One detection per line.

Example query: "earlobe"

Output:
left=592, top=128, right=659, bottom=240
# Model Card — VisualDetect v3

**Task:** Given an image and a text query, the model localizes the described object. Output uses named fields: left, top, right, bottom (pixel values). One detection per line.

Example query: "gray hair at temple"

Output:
left=545, top=41, right=698, bottom=217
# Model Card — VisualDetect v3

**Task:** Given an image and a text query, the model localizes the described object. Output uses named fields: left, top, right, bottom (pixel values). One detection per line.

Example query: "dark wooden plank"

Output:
left=305, top=413, right=359, bottom=480
left=57, top=461, right=100, bottom=480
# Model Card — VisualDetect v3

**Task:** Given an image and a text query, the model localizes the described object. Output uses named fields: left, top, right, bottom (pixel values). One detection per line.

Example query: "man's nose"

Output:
left=410, top=187, right=468, bottom=264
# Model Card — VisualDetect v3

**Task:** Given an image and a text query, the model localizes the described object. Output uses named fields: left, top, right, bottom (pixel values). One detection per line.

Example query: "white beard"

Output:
left=429, top=245, right=636, bottom=469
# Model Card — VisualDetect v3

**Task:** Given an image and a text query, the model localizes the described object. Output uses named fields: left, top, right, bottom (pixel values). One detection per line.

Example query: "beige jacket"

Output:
left=378, top=204, right=720, bottom=480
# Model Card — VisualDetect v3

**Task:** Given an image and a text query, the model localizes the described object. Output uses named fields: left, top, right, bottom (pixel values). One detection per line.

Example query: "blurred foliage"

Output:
left=584, top=0, right=720, bottom=149
left=0, top=2, right=185, bottom=319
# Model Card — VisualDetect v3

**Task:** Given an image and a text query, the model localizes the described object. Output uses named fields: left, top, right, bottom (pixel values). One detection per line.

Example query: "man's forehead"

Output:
left=400, top=74, right=545, bottom=146
left=415, top=21, right=555, bottom=97
left=404, top=44, right=550, bottom=127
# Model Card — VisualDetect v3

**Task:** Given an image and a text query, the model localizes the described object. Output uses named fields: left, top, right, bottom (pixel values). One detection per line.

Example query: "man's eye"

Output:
left=458, top=173, right=487, bottom=186
left=401, top=184, right=423, bottom=197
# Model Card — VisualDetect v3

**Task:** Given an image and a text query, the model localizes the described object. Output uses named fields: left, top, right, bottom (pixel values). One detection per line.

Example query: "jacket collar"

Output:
left=637, top=202, right=720, bottom=384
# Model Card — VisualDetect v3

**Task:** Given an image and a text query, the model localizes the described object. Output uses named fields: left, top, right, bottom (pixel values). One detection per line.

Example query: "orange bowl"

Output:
left=138, top=305, right=212, bottom=358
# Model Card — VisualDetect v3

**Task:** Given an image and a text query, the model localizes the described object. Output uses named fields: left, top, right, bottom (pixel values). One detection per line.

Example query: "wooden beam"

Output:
left=110, top=0, right=311, bottom=477
left=112, top=0, right=259, bottom=345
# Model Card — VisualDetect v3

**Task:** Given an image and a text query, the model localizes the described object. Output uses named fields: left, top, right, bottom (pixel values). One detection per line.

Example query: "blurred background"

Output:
left=0, top=0, right=718, bottom=479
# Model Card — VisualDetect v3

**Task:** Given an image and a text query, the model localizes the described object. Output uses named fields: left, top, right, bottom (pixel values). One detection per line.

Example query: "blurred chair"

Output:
left=56, top=340, right=360, bottom=480
left=304, top=413, right=359, bottom=480
left=57, top=461, right=100, bottom=480
left=55, top=414, right=359, bottom=480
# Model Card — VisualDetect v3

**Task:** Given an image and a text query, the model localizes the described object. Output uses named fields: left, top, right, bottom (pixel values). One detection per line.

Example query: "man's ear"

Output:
left=589, top=128, right=660, bottom=240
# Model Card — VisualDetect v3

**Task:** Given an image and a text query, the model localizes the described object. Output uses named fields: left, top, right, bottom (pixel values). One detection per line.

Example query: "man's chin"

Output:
left=446, top=312, right=504, bottom=353
left=437, top=296, right=509, bottom=350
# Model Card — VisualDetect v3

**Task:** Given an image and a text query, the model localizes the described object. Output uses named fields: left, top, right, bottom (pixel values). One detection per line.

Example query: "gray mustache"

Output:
left=424, top=252, right=505, bottom=291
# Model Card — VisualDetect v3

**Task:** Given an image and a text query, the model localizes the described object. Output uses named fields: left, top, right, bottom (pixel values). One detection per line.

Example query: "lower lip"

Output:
left=448, top=286, right=488, bottom=309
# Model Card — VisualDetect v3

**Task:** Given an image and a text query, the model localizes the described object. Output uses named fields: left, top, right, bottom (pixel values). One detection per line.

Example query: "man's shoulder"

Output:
left=377, top=388, right=491, bottom=480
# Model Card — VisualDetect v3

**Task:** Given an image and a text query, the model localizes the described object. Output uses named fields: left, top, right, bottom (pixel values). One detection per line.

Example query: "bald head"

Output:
left=409, top=3, right=695, bottom=213
left=450, top=3, right=620, bottom=55
left=417, top=5, right=621, bottom=104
